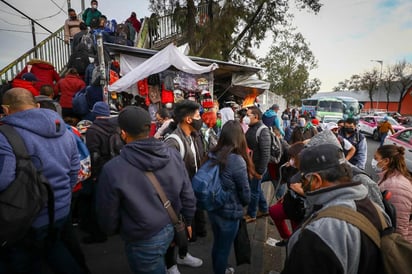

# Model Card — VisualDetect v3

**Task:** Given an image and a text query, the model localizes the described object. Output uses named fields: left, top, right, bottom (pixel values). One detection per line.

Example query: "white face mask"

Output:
left=92, top=4, right=98, bottom=9
left=289, top=158, right=295, bottom=167
left=371, top=159, right=382, bottom=173
left=243, top=116, right=251, bottom=125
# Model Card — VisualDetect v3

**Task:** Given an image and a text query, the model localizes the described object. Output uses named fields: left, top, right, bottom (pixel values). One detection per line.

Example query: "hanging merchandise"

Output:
left=137, top=78, right=148, bottom=96
left=201, top=90, right=214, bottom=109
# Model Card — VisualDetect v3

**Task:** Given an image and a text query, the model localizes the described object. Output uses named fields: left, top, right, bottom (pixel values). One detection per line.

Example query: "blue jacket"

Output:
left=208, top=152, right=250, bottom=219
left=96, top=137, right=196, bottom=242
left=0, top=108, right=79, bottom=227
left=262, top=109, right=285, bottom=136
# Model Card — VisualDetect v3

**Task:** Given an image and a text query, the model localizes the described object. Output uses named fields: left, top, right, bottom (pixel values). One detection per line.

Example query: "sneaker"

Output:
left=225, top=266, right=235, bottom=274
left=167, top=265, right=181, bottom=274
left=275, top=240, right=287, bottom=247
left=243, top=215, right=256, bottom=223
left=176, top=253, right=203, bottom=267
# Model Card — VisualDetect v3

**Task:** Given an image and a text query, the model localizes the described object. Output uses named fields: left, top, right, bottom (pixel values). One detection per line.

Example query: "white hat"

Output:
left=325, top=122, right=339, bottom=131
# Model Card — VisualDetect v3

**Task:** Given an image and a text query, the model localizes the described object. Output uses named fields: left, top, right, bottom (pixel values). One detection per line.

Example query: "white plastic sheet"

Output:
left=108, top=43, right=218, bottom=92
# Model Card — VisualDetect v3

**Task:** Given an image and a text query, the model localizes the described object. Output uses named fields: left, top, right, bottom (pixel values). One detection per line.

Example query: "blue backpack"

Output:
left=72, top=87, right=89, bottom=116
left=191, top=160, right=229, bottom=211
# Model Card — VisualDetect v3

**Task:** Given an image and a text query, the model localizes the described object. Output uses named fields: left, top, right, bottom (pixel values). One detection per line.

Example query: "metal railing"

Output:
left=0, top=26, right=70, bottom=83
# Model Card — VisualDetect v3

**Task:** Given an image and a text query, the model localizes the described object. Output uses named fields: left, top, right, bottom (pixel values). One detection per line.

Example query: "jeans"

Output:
left=125, top=224, right=174, bottom=274
left=380, top=132, right=387, bottom=147
left=208, top=212, right=239, bottom=274
left=0, top=216, right=84, bottom=274
left=247, top=175, right=268, bottom=218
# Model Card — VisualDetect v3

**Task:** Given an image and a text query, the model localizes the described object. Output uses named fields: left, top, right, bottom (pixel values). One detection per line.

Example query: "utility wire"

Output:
left=0, top=17, right=29, bottom=26
left=0, top=28, right=49, bottom=35
left=0, top=0, right=54, bottom=34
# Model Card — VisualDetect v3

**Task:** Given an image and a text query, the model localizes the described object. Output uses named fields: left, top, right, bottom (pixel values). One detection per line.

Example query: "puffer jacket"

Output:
left=164, top=126, right=205, bottom=179
left=56, top=74, right=86, bottom=108
left=283, top=183, right=388, bottom=274
left=208, top=152, right=250, bottom=219
left=15, top=60, right=60, bottom=92
left=11, top=79, right=39, bottom=96
left=245, top=121, right=271, bottom=175
left=378, top=170, right=412, bottom=242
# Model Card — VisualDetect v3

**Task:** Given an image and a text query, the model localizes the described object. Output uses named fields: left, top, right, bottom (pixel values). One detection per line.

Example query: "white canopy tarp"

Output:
left=227, top=73, right=270, bottom=98
left=108, top=43, right=219, bottom=92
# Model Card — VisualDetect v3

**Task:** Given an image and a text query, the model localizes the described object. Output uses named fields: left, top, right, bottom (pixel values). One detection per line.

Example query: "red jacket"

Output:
left=56, top=74, right=86, bottom=108
left=11, top=79, right=39, bottom=96
left=16, top=61, right=60, bottom=94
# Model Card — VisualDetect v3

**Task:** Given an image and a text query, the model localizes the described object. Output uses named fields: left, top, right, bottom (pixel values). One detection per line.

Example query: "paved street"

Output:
left=76, top=181, right=285, bottom=274
left=74, top=137, right=382, bottom=274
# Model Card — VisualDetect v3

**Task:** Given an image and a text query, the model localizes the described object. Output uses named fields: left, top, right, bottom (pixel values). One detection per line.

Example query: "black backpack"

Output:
left=0, top=125, right=54, bottom=247
left=92, top=125, right=123, bottom=159
left=256, top=125, right=282, bottom=164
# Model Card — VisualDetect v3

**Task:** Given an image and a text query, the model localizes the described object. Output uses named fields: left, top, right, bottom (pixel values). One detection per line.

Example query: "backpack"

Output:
left=79, top=32, right=95, bottom=55
left=72, top=87, right=90, bottom=116
left=165, top=133, right=185, bottom=159
left=66, top=126, right=91, bottom=186
left=91, top=125, right=123, bottom=159
left=304, top=205, right=412, bottom=274
left=0, top=125, right=55, bottom=247
left=191, top=160, right=229, bottom=211
left=256, top=125, right=282, bottom=164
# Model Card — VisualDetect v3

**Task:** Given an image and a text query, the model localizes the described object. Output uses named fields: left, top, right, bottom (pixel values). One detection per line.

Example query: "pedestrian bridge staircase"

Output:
left=0, top=9, right=198, bottom=83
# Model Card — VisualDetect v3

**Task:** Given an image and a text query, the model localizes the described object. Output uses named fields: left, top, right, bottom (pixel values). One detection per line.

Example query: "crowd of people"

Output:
left=0, top=3, right=411, bottom=272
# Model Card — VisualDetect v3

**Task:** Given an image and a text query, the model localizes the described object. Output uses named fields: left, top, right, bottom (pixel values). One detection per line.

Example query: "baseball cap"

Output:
left=325, top=122, right=339, bottom=131
left=21, top=72, right=38, bottom=82
left=117, top=106, right=151, bottom=135
left=290, top=143, right=346, bottom=182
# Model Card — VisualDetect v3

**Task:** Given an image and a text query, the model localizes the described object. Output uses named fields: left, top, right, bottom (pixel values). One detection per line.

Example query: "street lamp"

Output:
left=371, top=60, right=383, bottom=110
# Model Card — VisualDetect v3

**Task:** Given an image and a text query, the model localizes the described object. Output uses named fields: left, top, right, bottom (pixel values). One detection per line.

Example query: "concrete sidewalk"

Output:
left=76, top=181, right=286, bottom=273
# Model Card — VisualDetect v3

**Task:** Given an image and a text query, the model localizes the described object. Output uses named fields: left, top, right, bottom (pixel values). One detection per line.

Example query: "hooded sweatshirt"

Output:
left=0, top=108, right=79, bottom=227
left=96, top=137, right=196, bottom=242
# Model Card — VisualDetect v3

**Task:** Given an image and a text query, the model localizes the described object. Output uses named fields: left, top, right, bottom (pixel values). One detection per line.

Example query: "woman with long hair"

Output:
left=373, top=145, right=412, bottom=242
left=204, top=120, right=256, bottom=274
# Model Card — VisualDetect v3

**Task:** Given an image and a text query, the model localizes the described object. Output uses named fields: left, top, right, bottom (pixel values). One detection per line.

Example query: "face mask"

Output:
left=70, top=16, right=77, bottom=20
left=243, top=116, right=251, bottom=125
left=345, top=127, right=355, bottom=134
left=92, top=4, right=98, bottom=9
left=298, top=120, right=305, bottom=127
left=289, top=158, right=295, bottom=167
left=191, top=118, right=203, bottom=131
left=371, top=159, right=382, bottom=173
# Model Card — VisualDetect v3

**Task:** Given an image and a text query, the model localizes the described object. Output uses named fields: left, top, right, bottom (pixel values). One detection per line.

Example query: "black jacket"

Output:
left=245, top=121, right=271, bottom=175
left=96, top=137, right=196, bottom=242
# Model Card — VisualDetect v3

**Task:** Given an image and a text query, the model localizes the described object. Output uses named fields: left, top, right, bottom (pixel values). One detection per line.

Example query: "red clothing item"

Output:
left=56, top=74, right=86, bottom=108
left=126, top=15, right=141, bottom=33
left=16, top=61, right=60, bottom=94
left=11, top=79, right=39, bottom=96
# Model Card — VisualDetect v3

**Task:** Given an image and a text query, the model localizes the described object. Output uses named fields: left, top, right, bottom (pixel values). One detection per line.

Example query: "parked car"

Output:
left=320, top=115, right=342, bottom=129
left=386, top=111, right=410, bottom=125
left=358, top=115, right=405, bottom=141
left=383, top=127, right=412, bottom=172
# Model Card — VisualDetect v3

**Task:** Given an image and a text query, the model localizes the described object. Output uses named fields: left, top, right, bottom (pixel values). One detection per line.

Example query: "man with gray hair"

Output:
left=282, top=143, right=389, bottom=273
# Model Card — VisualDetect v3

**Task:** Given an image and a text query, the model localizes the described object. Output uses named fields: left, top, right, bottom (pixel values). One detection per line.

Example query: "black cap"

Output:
left=117, top=106, right=151, bottom=135
left=290, top=143, right=346, bottom=182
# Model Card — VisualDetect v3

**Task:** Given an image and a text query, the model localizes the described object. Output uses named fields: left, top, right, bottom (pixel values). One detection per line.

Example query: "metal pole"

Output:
left=67, top=0, right=71, bottom=9
left=96, top=33, right=108, bottom=104
left=371, top=60, right=383, bottom=110
left=31, top=20, right=37, bottom=57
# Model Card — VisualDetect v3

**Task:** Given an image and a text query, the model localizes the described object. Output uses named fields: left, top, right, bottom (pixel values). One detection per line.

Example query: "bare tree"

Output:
left=381, top=65, right=396, bottom=111
left=392, top=60, right=412, bottom=113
